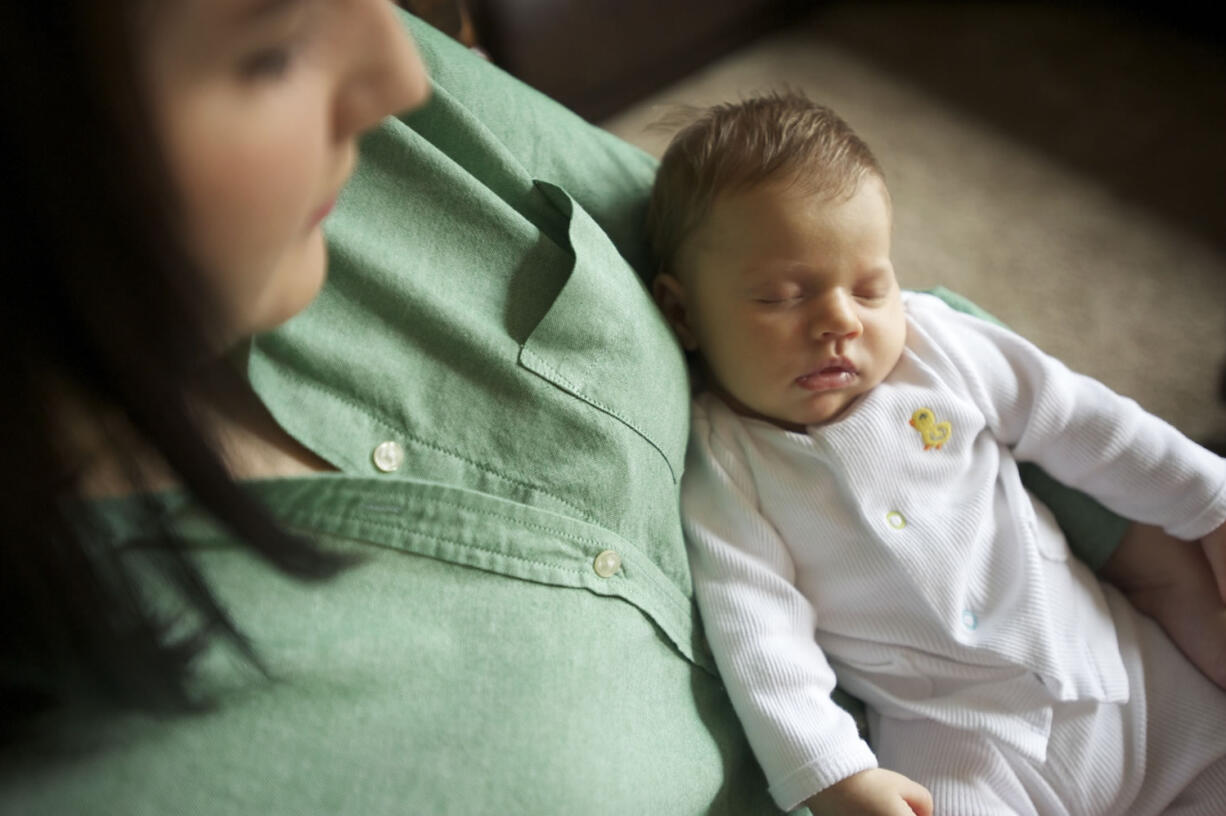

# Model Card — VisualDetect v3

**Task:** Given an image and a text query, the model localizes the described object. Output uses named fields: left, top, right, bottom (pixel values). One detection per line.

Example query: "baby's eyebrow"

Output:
left=858, top=266, right=891, bottom=278
left=740, top=260, right=815, bottom=278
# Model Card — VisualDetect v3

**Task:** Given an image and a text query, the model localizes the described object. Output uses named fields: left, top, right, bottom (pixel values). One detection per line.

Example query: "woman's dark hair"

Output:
left=0, top=4, right=349, bottom=732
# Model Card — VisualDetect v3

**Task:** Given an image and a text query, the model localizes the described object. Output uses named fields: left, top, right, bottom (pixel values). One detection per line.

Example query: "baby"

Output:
left=647, top=93, right=1226, bottom=816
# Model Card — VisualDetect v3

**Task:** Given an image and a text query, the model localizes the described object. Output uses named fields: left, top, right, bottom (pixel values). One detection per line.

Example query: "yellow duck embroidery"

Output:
left=909, top=408, right=952, bottom=450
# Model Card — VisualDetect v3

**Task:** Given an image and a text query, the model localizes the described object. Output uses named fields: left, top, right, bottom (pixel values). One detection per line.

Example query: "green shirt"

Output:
left=1, top=12, right=1124, bottom=815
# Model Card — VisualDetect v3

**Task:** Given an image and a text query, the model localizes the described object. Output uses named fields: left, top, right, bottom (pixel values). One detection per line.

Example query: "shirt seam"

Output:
left=277, top=497, right=695, bottom=625
left=519, top=347, right=681, bottom=483
left=279, top=508, right=706, bottom=669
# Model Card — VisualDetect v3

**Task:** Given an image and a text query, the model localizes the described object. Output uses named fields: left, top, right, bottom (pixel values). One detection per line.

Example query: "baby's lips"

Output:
left=795, top=366, right=856, bottom=391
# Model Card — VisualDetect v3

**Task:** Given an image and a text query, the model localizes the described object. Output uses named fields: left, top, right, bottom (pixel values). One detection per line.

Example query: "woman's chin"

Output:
left=253, top=230, right=330, bottom=333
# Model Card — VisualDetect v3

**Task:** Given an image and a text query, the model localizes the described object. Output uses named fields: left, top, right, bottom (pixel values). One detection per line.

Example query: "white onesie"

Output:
left=683, top=291, right=1226, bottom=814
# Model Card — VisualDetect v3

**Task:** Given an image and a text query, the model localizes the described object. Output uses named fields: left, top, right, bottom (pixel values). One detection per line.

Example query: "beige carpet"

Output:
left=601, top=3, right=1226, bottom=445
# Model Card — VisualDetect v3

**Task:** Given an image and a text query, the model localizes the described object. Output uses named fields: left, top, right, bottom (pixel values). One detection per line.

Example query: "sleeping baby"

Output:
left=647, top=92, right=1226, bottom=816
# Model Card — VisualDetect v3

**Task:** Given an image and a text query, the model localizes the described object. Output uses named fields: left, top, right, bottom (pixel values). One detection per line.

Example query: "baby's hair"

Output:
left=645, top=91, right=885, bottom=280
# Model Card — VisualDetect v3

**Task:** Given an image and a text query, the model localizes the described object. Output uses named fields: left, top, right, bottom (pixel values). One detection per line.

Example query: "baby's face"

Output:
left=673, top=176, right=906, bottom=430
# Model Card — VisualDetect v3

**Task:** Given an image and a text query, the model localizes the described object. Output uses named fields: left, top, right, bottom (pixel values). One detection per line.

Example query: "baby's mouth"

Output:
left=795, top=360, right=858, bottom=391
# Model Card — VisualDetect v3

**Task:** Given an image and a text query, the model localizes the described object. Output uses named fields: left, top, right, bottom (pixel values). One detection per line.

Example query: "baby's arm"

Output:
left=915, top=295, right=1225, bottom=545
left=682, top=406, right=885, bottom=811
left=1100, top=522, right=1226, bottom=688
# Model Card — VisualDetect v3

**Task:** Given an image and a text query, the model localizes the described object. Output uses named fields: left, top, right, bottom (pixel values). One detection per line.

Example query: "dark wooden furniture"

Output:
left=400, top=0, right=811, bottom=121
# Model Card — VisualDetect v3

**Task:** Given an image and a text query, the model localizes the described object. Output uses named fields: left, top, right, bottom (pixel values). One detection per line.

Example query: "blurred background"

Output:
left=401, top=1, right=1226, bottom=448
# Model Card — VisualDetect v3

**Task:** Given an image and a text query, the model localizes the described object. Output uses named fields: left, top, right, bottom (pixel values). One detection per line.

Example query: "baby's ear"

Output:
left=652, top=273, right=699, bottom=351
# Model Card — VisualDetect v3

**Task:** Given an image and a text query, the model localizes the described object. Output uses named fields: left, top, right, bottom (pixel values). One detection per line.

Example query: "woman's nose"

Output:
left=334, top=0, right=432, bottom=139
left=809, top=290, right=863, bottom=341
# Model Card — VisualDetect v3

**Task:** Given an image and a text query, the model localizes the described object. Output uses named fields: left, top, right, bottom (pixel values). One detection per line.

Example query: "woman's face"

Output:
left=144, top=0, right=430, bottom=339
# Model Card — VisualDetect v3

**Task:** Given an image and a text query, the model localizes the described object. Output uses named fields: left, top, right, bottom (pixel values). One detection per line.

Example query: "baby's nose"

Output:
left=810, top=291, right=862, bottom=339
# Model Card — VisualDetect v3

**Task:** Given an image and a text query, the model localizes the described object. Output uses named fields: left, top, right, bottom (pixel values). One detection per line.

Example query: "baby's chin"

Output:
left=720, top=392, right=818, bottom=433
left=786, top=391, right=867, bottom=430
left=707, top=378, right=865, bottom=431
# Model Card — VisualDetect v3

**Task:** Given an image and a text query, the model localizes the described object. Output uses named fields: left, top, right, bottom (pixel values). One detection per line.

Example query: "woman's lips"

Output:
left=795, top=362, right=858, bottom=391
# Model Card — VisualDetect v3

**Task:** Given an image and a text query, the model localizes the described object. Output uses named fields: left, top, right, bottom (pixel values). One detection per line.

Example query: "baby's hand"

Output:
left=804, top=768, right=933, bottom=816
left=1100, top=522, right=1226, bottom=689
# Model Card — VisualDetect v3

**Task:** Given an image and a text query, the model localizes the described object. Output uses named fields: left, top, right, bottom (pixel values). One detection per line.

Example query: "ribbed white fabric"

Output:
left=870, top=589, right=1226, bottom=816
left=682, top=292, right=1226, bottom=811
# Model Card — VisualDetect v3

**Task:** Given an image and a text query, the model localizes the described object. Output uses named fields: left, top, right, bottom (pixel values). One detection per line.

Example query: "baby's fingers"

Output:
left=899, top=777, right=934, bottom=816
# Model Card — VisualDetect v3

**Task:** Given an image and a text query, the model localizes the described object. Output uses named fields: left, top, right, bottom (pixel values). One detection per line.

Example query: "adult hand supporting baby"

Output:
left=1202, top=523, right=1226, bottom=603
left=804, top=768, right=933, bottom=816
left=1100, top=522, right=1226, bottom=689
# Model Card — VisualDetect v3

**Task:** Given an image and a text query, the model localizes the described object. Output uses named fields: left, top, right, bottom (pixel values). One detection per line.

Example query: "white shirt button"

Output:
left=886, top=511, right=907, bottom=530
left=593, top=550, right=622, bottom=578
left=372, top=441, right=405, bottom=473
left=961, top=609, right=979, bottom=630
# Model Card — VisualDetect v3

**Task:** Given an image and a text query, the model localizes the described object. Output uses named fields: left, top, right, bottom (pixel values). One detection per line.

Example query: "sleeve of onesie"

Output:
left=911, top=294, right=1226, bottom=540
left=683, top=405, right=878, bottom=811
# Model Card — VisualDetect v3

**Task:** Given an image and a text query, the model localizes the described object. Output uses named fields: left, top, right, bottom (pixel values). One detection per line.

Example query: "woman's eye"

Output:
left=240, top=47, right=294, bottom=80
left=235, top=1, right=316, bottom=81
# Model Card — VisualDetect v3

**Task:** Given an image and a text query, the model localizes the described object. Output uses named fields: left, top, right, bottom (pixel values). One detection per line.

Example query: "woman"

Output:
left=2, top=0, right=428, bottom=715
left=1, top=2, right=1220, bottom=814
left=3, top=5, right=784, bottom=811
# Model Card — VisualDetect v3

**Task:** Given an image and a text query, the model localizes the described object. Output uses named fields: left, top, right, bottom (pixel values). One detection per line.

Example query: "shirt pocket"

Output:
left=1003, top=462, right=1072, bottom=563
left=827, top=638, right=936, bottom=705
left=518, top=180, right=690, bottom=481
